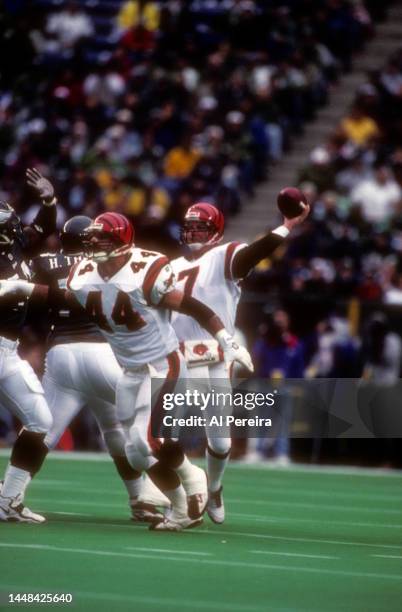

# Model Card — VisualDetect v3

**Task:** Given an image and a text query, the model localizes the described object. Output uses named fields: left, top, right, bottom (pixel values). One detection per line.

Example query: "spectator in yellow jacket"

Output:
left=117, top=0, right=160, bottom=32
left=163, top=134, right=202, bottom=180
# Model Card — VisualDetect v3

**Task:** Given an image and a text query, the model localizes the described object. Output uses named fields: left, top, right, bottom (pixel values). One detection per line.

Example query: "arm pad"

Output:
left=232, top=231, right=286, bottom=279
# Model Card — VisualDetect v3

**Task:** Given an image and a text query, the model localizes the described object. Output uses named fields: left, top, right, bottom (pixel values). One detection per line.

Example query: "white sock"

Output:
left=139, top=475, right=171, bottom=507
left=174, top=456, right=194, bottom=484
left=124, top=476, right=143, bottom=500
left=162, top=484, right=187, bottom=518
left=206, top=448, right=230, bottom=493
left=1, top=465, right=31, bottom=500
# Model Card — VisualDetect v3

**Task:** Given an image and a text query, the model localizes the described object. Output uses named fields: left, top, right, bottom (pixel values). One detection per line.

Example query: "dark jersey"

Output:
left=0, top=205, right=56, bottom=341
left=31, top=252, right=105, bottom=348
left=0, top=241, right=31, bottom=340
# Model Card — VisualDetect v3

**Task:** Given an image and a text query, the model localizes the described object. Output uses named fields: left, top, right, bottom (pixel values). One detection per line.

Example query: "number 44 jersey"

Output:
left=67, top=248, right=179, bottom=368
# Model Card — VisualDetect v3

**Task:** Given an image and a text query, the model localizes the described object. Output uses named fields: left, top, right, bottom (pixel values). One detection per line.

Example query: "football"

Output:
left=277, top=187, right=308, bottom=219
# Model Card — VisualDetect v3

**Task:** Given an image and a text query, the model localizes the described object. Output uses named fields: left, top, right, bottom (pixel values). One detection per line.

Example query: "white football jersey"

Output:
left=67, top=248, right=179, bottom=368
left=171, top=241, right=247, bottom=342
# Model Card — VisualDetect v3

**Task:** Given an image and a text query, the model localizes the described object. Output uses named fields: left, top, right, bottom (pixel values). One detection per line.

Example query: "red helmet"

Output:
left=83, top=212, right=134, bottom=262
left=182, top=202, right=224, bottom=251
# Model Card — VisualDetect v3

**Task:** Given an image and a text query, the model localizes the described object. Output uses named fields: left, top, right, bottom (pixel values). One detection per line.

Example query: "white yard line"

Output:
left=29, top=497, right=128, bottom=509
left=372, top=555, right=402, bottom=560
left=229, top=497, right=402, bottom=515
left=49, top=511, right=90, bottom=517
left=231, top=512, right=402, bottom=530
left=33, top=479, right=79, bottom=486
left=251, top=550, right=339, bottom=560
left=189, top=528, right=402, bottom=551
left=232, top=485, right=402, bottom=503
left=125, top=546, right=212, bottom=556
left=0, top=543, right=401, bottom=581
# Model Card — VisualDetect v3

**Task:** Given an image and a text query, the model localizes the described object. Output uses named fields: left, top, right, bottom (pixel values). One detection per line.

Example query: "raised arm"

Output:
left=231, top=202, right=310, bottom=280
left=23, top=168, right=57, bottom=250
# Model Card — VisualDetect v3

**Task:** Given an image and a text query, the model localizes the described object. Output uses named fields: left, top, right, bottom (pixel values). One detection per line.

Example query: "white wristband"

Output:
left=42, top=197, right=57, bottom=207
left=215, top=329, right=232, bottom=348
left=272, top=225, right=290, bottom=238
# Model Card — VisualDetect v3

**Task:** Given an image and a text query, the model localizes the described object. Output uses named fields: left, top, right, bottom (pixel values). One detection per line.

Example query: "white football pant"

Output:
left=117, top=350, right=188, bottom=472
left=43, top=342, right=123, bottom=452
left=187, top=360, right=231, bottom=455
left=0, top=337, right=52, bottom=433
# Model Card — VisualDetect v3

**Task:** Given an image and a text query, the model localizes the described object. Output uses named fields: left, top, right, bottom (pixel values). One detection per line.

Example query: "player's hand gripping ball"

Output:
left=277, top=187, right=308, bottom=219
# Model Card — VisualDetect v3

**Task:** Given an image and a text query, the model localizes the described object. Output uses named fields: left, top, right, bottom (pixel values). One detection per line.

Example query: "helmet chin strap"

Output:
left=187, top=242, right=205, bottom=252
left=91, top=243, right=132, bottom=263
left=91, top=251, right=109, bottom=263
left=186, top=232, right=222, bottom=252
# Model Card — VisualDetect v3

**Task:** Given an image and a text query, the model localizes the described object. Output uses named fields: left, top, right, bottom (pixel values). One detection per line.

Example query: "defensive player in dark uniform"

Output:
left=30, top=216, right=169, bottom=521
left=0, top=169, right=57, bottom=523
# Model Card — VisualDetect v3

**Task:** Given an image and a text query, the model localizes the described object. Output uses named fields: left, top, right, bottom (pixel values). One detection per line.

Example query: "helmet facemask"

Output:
left=181, top=219, right=221, bottom=252
left=83, top=226, right=130, bottom=263
left=0, top=205, right=24, bottom=248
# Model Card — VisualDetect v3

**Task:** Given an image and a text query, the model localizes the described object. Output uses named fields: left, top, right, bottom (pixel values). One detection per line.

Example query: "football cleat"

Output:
left=0, top=495, right=46, bottom=524
left=207, top=486, right=225, bottom=524
left=180, top=465, right=208, bottom=520
left=149, top=509, right=203, bottom=532
left=130, top=500, right=165, bottom=524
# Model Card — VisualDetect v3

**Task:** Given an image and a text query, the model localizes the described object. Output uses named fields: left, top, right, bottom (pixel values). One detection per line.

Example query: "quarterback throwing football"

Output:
left=171, top=199, right=309, bottom=523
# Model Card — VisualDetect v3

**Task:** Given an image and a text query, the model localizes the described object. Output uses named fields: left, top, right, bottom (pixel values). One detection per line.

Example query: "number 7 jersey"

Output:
left=67, top=248, right=179, bottom=368
left=171, top=242, right=247, bottom=342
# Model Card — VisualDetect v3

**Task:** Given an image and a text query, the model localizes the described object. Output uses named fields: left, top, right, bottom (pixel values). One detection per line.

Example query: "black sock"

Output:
left=111, top=455, right=141, bottom=481
left=147, top=462, right=180, bottom=492
left=11, top=431, right=48, bottom=477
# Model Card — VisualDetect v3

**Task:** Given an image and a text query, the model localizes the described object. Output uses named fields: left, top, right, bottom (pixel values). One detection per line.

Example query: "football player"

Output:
left=0, top=212, right=253, bottom=531
left=0, top=168, right=57, bottom=523
left=171, top=199, right=310, bottom=523
left=31, top=215, right=169, bottom=522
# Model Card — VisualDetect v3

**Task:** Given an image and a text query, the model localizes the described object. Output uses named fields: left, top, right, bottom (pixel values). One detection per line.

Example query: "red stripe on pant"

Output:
left=147, top=351, right=181, bottom=454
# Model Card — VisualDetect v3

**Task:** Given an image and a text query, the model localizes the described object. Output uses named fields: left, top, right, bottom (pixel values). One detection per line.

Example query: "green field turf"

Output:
left=0, top=453, right=401, bottom=612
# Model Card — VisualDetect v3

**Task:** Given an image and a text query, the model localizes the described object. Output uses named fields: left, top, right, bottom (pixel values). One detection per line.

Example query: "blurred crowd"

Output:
left=0, top=0, right=380, bottom=252
left=1, top=1, right=401, bottom=463
left=240, top=42, right=402, bottom=466
left=245, top=44, right=402, bottom=374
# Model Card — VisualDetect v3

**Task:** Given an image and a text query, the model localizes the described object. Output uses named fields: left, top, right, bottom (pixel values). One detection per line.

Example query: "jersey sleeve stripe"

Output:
left=143, top=256, right=169, bottom=305
left=66, top=261, right=80, bottom=290
left=224, top=241, right=241, bottom=280
left=147, top=350, right=181, bottom=452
